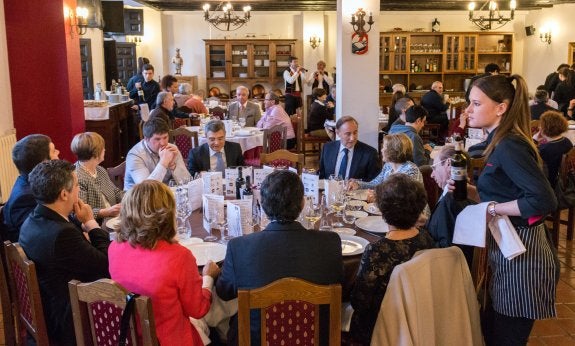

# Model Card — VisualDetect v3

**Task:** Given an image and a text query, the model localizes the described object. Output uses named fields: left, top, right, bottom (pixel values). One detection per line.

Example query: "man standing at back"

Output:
left=283, top=56, right=306, bottom=115
left=319, top=116, right=381, bottom=180
left=389, top=105, right=432, bottom=166
left=227, top=85, right=261, bottom=127
left=19, top=160, right=110, bottom=345
left=129, top=63, right=161, bottom=111
left=216, top=170, right=343, bottom=345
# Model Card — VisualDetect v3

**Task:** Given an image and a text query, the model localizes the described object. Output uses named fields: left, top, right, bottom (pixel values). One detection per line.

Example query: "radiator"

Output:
left=0, top=130, right=18, bottom=204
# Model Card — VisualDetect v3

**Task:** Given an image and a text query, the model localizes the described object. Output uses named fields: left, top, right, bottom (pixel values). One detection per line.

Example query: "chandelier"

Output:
left=203, top=2, right=251, bottom=31
left=468, top=1, right=516, bottom=31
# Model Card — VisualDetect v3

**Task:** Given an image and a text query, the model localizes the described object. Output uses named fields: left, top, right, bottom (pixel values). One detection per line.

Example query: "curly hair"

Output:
left=29, top=160, right=75, bottom=204
left=376, top=174, right=427, bottom=229
left=117, top=180, right=176, bottom=249
left=382, top=133, right=413, bottom=163
left=260, top=170, right=304, bottom=222
left=540, top=110, right=568, bottom=138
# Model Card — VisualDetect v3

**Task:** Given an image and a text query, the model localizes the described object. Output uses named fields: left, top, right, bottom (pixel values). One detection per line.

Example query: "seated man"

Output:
left=2, top=134, right=59, bottom=242
left=530, top=89, right=556, bottom=120
left=124, top=117, right=191, bottom=190
left=389, top=105, right=432, bottom=166
left=160, top=74, right=190, bottom=119
left=318, top=116, right=381, bottom=180
left=187, top=120, right=245, bottom=177
left=184, top=89, right=209, bottom=114
left=227, top=85, right=262, bottom=126
left=257, top=91, right=296, bottom=149
left=19, top=160, right=110, bottom=344
left=216, top=170, right=343, bottom=345
left=425, top=145, right=475, bottom=267
left=421, top=81, right=450, bottom=134
left=388, top=97, right=414, bottom=131
left=149, top=91, right=175, bottom=127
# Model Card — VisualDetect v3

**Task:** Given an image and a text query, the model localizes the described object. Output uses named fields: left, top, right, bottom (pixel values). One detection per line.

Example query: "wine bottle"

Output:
left=137, top=85, right=146, bottom=102
left=242, top=176, right=253, bottom=199
left=451, top=138, right=468, bottom=201
left=235, top=167, right=245, bottom=200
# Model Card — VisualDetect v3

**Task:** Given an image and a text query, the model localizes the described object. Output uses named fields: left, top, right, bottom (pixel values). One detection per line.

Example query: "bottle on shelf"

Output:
left=242, top=176, right=253, bottom=200
left=94, top=82, right=103, bottom=101
left=235, top=167, right=245, bottom=200
left=425, top=59, right=430, bottom=72
left=451, top=137, right=468, bottom=201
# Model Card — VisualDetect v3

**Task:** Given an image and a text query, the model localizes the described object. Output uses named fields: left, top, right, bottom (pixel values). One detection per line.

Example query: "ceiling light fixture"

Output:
left=468, top=1, right=516, bottom=31
left=203, top=2, right=251, bottom=31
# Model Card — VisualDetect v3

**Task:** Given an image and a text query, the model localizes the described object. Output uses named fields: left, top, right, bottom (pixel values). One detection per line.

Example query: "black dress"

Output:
left=553, top=81, right=575, bottom=117
left=307, top=100, right=333, bottom=132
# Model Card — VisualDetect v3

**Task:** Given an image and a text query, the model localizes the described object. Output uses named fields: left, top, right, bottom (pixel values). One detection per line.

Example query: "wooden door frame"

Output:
left=568, top=42, right=575, bottom=65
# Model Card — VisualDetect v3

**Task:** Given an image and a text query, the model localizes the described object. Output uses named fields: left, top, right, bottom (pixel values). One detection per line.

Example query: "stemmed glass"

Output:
left=330, top=190, right=347, bottom=228
left=175, top=187, right=192, bottom=240
left=239, top=117, right=247, bottom=129
left=202, top=202, right=219, bottom=242
left=342, top=201, right=358, bottom=225
left=303, top=196, right=322, bottom=229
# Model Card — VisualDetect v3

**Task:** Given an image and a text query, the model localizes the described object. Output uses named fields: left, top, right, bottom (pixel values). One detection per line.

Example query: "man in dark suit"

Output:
left=18, top=160, right=110, bottom=345
left=421, top=81, right=450, bottom=134
left=187, top=120, right=245, bottom=176
left=318, top=116, right=381, bottom=180
left=2, top=134, right=60, bottom=242
left=216, top=170, right=343, bottom=345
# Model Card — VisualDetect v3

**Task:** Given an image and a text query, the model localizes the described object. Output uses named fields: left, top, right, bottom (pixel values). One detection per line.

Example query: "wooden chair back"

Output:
left=293, top=114, right=329, bottom=164
left=68, top=278, right=158, bottom=346
left=169, top=127, right=199, bottom=160
left=210, top=106, right=226, bottom=120
left=238, top=278, right=341, bottom=346
left=0, top=234, right=17, bottom=346
left=548, top=147, right=575, bottom=245
left=260, top=149, right=304, bottom=175
left=106, top=161, right=126, bottom=190
left=421, top=123, right=441, bottom=144
left=138, top=120, right=144, bottom=140
left=467, top=157, right=486, bottom=186
left=4, top=241, right=50, bottom=346
left=172, top=117, right=192, bottom=129
left=262, top=124, right=287, bottom=154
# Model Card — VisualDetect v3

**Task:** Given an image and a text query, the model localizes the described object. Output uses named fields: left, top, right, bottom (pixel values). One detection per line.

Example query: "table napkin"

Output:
left=488, top=215, right=526, bottom=260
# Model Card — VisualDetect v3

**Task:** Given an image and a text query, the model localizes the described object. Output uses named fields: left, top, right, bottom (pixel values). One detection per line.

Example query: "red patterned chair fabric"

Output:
left=11, top=261, right=34, bottom=326
left=89, top=300, right=131, bottom=345
left=210, top=106, right=226, bottom=120
left=265, top=300, right=316, bottom=345
left=172, top=117, right=192, bottom=129
left=244, top=146, right=263, bottom=167
left=169, top=128, right=198, bottom=160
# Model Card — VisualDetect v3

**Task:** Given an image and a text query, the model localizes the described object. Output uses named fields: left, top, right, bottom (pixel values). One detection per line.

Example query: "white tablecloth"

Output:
left=186, top=126, right=263, bottom=153
left=84, top=100, right=132, bottom=121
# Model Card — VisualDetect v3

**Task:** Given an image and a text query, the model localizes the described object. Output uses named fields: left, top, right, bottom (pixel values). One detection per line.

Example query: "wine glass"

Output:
left=202, top=202, right=219, bottom=242
left=330, top=191, right=346, bottom=228
left=303, top=196, right=322, bottom=229
left=342, top=202, right=358, bottom=225
left=239, top=117, right=247, bottom=129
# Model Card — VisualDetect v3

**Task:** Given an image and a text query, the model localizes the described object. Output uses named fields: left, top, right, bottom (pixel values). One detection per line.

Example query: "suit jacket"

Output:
left=216, top=221, right=343, bottom=345
left=19, top=204, right=110, bottom=345
left=421, top=89, right=449, bottom=122
left=227, top=101, right=262, bottom=127
left=2, top=175, right=35, bottom=242
left=187, top=141, right=245, bottom=176
left=318, top=140, right=381, bottom=180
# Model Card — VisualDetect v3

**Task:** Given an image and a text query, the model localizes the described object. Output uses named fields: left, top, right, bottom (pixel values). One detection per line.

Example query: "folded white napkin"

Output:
left=488, top=215, right=526, bottom=260
left=453, top=202, right=489, bottom=247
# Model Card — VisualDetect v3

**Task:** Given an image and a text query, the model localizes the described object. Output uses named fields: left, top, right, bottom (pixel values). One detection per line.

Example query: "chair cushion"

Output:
left=265, top=300, right=315, bottom=344
left=11, top=262, right=33, bottom=324
left=89, top=300, right=127, bottom=345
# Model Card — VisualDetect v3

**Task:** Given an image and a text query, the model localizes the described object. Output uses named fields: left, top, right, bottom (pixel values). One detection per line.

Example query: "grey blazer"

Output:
left=227, top=101, right=262, bottom=127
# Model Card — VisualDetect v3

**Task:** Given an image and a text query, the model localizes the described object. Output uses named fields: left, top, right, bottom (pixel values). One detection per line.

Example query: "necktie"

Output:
left=215, top=152, right=225, bottom=175
left=338, top=148, right=349, bottom=179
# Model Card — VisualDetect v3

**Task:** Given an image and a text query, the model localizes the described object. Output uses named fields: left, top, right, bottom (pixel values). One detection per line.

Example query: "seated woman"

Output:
left=384, top=84, right=406, bottom=133
left=257, top=91, right=296, bottom=149
left=307, top=87, right=333, bottom=137
left=350, top=174, right=435, bottom=344
left=534, top=110, right=573, bottom=188
left=350, top=133, right=422, bottom=190
left=71, top=132, right=123, bottom=223
left=108, top=180, right=220, bottom=345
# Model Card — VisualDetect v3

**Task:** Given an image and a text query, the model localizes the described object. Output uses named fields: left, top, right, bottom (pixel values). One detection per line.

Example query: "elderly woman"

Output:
left=108, top=180, right=220, bottom=345
left=257, top=91, right=296, bottom=149
left=71, top=132, right=123, bottom=222
left=534, top=110, right=573, bottom=188
left=350, top=174, right=435, bottom=344
left=350, top=133, right=422, bottom=190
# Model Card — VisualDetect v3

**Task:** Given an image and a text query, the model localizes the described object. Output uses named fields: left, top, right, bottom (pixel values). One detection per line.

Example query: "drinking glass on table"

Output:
left=342, top=202, right=358, bottom=225
left=330, top=190, right=346, bottom=227
left=175, top=187, right=192, bottom=240
left=239, top=117, right=246, bottom=129
left=303, top=196, right=322, bottom=229
left=202, top=203, right=219, bottom=242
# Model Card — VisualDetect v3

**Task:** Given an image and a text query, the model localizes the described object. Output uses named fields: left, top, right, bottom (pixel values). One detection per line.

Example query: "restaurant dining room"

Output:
left=2, top=0, right=575, bottom=345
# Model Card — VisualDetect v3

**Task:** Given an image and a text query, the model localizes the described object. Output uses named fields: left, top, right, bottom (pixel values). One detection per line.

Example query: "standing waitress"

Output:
left=465, top=74, right=558, bottom=345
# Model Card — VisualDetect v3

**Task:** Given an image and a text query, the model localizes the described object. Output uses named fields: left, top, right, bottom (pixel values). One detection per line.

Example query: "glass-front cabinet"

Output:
left=379, top=34, right=408, bottom=72
left=206, top=44, right=226, bottom=79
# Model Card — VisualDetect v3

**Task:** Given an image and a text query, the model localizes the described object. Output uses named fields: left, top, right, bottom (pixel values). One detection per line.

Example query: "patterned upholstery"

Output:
left=169, top=128, right=198, bottom=160
left=210, top=106, right=226, bottom=120
left=244, top=146, right=263, bottom=167
left=173, top=117, right=192, bottom=129
left=265, top=300, right=315, bottom=345
left=268, top=159, right=295, bottom=170
left=89, top=300, right=129, bottom=346
left=10, top=260, right=33, bottom=325
left=269, top=131, right=283, bottom=152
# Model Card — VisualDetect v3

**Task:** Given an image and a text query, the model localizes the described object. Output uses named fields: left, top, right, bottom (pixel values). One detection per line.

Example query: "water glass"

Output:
left=342, top=203, right=358, bottom=225
left=239, top=117, right=246, bottom=128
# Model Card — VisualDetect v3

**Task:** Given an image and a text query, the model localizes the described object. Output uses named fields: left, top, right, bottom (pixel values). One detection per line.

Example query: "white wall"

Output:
left=84, top=28, right=106, bottom=88
left=0, top=0, right=15, bottom=136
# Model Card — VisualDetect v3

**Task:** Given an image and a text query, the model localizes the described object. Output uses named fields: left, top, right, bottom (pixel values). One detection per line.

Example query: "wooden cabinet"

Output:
left=124, top=9, right=144, bottom=35
left=204, top=39, right=296, bottom=98
left=379, top=31, right=514, bottom=100
left=104, top=41, right=137, bottom=90
left=85, top=102, right=137, bottom=168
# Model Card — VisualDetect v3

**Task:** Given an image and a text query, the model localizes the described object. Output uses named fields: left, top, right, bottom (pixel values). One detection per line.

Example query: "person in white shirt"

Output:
left=283, top=56, right=307, bottom=115
left=306, top=60, right=334, bottom=94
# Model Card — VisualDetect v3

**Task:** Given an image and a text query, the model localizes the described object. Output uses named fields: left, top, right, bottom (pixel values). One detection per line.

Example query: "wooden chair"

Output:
left=0, top=235, right=17, bottom=346
left=549, top=148, right=575, bottom=246
left=169, top=127, right=199, bottom=160
left=68, top=278, right=158, bottom=346
left=106, top=161, right=126, bottom=190
left=210, top=106, right=227, bottom=120
left=262, top=124, right=287, bottom=154
left=421, top=123, right=441, bottom=144
left=467, top=157, right=486, bottom=186
left=293, top=114, right=329, bottom=164
left=238, top=278, right=341, bottom=346
left=4, top=241, right=50, bottom=346
left=138, top=120, right=144, bottom=140
left=260, top=149, right=304, bottom=175
left=172, top=117, right=192, bottom=129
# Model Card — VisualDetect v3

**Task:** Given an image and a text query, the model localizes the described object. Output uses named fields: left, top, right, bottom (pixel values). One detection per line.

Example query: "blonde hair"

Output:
left=117, top=180, right=176, bottom=249
left=382, top=133, right=413, bottom=163
left=70, top=132, right=105, bottom=161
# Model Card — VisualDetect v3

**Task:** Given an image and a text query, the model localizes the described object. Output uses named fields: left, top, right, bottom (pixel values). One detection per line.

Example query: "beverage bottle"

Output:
left=242, top=176, right=253, bottom=200
left=137, top=85, right=146, bottom=102
left=116, top=79, right=123, bottom=94
left=451, top=138, right=468, bottom=201
left=110, top=79, right=117, bottom=94
left=94, top=82, right=102, bottom=101
left=235, top=167, right=245, bottom=199
left=425, top=59, right=429, bottom=72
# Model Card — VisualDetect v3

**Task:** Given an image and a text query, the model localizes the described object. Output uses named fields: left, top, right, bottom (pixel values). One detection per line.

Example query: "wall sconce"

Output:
left=540, top=32, right=552, bottom=45
left=69, top=6, right=89, bottom=37
left=350, top=8, right=374, bottom=36
left=309, top=35, right=321, bottom=49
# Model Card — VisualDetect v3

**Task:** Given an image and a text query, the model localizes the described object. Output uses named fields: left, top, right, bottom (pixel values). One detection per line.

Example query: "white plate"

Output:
left=348, top=190, right=369, bottom=201
left=347, top=210, right=368, bottom=218
left=183, top=242, right=227, bottom=266
left=105, top=217, right=121, bottom=230
left=340, top=234, right=370, bottom=256
left=355, top=216, right=389, bottom=234
left=331, top=227, right=356, bottom=236
left=363, top=203, right=382, bottom=215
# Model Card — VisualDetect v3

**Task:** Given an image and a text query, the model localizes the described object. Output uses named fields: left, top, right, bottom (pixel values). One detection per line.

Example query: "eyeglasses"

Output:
left=431, top=158, right=448, bottom=170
